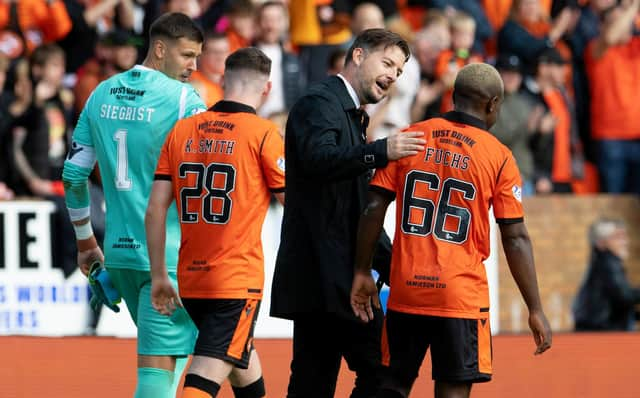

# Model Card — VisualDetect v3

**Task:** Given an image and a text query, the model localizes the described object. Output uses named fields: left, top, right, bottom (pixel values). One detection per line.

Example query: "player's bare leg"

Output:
left=181, top=356, right=232, bottom=397
left=180, top=351, right=265, bottom=398
left=434, top=381, right=472, bottom=398
left=139, top=354, right=175, bottom=370
left=229, top=350, right=266, bottom=398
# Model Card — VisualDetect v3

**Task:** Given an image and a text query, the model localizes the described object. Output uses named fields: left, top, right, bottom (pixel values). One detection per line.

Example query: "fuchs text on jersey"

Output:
left=424, top=147, right=470, bottom=170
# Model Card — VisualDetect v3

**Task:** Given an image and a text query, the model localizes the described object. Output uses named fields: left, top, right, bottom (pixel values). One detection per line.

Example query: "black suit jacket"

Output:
left=271, top=76, right=389, bottom=321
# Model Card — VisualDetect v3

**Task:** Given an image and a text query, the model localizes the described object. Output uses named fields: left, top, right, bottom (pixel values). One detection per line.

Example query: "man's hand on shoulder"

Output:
left=386, top=131, right=426, bottom=160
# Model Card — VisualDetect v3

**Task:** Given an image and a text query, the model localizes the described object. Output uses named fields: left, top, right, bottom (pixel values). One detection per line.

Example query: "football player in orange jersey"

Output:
left=146, top=47, right=285, bottom=398
left=350, top=62, right=552, bottom=398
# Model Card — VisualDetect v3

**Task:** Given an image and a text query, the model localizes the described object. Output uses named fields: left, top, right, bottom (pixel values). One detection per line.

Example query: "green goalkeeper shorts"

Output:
left=108, top=268, right=198, bottom=356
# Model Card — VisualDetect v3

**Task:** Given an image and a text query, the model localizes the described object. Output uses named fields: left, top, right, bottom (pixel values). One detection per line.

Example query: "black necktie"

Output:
left=355, top=107, right=369, bottom=140
left=354, top=107, right=375, bottom=179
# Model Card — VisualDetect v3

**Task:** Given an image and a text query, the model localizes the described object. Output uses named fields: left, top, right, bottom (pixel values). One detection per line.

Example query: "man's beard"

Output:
left=362, top=85, right=384, bottom=105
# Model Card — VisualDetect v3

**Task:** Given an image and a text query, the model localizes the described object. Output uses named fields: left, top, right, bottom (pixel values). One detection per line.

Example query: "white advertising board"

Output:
left=0, top=201, right=500, bottom=337
left=0, top=201, right=90, bottom=335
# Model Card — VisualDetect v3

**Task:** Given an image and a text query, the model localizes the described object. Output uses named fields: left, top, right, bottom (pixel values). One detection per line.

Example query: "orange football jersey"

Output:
left=371, top=111, right=524, bottom=319
left=155, top=101, right=285, bottom=299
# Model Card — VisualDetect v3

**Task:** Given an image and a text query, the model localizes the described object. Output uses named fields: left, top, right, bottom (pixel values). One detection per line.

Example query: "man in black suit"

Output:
left=271, top=29, right=425, bottom=398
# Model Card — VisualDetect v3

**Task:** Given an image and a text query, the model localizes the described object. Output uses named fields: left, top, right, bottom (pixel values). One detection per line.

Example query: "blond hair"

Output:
left=453, top=62, right=504, bottom=105
left=450, top=11, right=476, bottom=33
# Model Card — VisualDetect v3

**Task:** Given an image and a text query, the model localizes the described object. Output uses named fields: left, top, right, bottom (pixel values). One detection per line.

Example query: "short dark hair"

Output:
left=149, top=12, right=204, bottom=44
left=204, top=31, right=228, bottom=43
left=345, top=28, right=410, bottom=66
left=31, top=43, right=65, bottom=67
left=228, top=0, right=255, bottom=17
left=225, top=47, right=271, bottom=76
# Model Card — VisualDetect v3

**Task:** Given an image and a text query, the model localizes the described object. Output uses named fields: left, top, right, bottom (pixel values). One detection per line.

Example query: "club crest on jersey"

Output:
left=512, top=185, right=522, bottom=202
left=277, top=157, right=285, bottom=172
left=190, top=107, right=206, bottom=116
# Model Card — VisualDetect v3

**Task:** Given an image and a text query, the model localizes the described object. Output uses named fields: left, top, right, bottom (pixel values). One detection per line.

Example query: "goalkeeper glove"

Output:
left=88, top=260, right=121, bottom=313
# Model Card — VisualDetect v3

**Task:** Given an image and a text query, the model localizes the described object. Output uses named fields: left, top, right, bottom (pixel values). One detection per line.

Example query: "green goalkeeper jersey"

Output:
left=63, top=65, right=207, bottom=271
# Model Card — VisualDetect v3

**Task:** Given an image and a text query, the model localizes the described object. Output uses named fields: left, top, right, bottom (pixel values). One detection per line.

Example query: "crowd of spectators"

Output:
left=1, top=0, right=639, bottom=275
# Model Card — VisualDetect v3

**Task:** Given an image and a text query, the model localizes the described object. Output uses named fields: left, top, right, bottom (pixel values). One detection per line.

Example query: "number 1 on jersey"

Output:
left=114, top=129, right=132, bottom=190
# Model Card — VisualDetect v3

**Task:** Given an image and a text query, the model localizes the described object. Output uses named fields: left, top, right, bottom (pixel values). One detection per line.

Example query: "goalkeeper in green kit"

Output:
left=62, top=13, right=207, bottom=398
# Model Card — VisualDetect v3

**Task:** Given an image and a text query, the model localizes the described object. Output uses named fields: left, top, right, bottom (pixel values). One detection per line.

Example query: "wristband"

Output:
left=73, top=222, right=94, bottom=240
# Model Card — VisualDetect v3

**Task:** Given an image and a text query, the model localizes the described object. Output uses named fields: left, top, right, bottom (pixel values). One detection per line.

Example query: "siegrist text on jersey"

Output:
left=99, top=104, right=155, bottom=122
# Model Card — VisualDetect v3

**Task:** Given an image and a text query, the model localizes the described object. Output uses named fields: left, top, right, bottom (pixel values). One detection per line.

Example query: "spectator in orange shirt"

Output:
left=0, top=0, right=71, bottom=60
left=289, top=0, right=352, bottom=84
left=585, top=0, right=640, bottom=194
left=481, top=0, right=552, bottom=33
left=523, top=48, right=583, bottom=194
left=190, top=32, right=228, bottom=108
left=224, top=0, right=255, bottom=53
left=565, top=0, right=617, bottom=163
left=434, top=11, right=483, bottom=113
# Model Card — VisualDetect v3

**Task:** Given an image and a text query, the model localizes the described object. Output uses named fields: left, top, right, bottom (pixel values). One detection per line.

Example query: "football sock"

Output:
left=170, top=356, right=190, bottom=396
left=232, top=376, right=266, bottom=398
left=183, top=373, right=221, bottom=398
left=134, top=367, right=174, bottom=398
